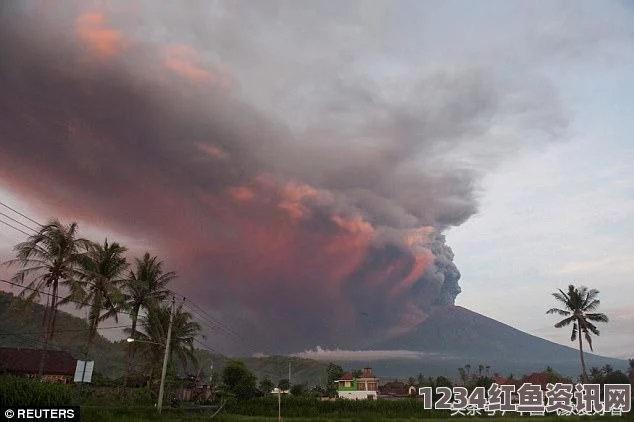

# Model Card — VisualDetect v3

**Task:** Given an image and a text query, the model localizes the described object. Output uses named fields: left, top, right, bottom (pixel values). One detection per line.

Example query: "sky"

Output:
left=0, top=0, right=632, bottom=359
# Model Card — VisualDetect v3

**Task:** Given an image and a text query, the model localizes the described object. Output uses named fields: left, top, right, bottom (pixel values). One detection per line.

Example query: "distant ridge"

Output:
left=365, top=305, right=626, bottom=377
left=375, top=305, right=617, bottom=361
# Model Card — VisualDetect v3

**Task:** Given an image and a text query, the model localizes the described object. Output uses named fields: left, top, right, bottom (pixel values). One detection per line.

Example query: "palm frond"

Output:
left=552, top=291, right=569, bottom=306
left=585, top=331, right=593, bottom=351
left=586, top=322, right=600, bottom=336
left=584, top=288, right=600, bottom=305
left=546, top=308, right=570, bottom=316
left=586, top=312, right=608, bottom=323
left=584, top=299, right=601, bottom=312
left=554, top=316, right=575, bottom=328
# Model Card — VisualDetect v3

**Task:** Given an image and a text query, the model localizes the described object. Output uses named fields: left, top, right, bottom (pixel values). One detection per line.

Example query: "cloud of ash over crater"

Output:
left=0, top=1, right=566, bottom=354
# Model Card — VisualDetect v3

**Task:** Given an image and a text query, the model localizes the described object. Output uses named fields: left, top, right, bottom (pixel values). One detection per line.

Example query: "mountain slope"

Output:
left=368, top=305, right=626, bottom=376
left=0, top=290, right=127, bottom=376
left=0, top=291, right=327, bottom=384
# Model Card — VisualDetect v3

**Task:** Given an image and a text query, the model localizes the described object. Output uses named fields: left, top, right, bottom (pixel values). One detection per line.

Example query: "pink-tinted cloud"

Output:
left=75, top=11, right=126, bottom=59
left=160, top=44, right=232, bottom=90
left=1, top=2, right=565, bottom=354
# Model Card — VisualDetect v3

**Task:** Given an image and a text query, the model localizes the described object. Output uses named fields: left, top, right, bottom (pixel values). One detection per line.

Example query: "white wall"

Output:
left=337, top=391, right=378, bottom=400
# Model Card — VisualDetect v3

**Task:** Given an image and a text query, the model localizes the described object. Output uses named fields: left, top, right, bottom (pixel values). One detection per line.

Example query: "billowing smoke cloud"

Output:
left=0, top=1, right=567, bottom=353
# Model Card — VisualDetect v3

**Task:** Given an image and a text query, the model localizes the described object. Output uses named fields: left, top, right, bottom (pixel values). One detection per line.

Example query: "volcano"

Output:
left=361, top=305, right=626, bottom=378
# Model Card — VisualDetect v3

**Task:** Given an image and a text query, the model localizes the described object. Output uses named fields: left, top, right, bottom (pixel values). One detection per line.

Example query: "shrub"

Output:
left=0, top=375, right=75, bottom=407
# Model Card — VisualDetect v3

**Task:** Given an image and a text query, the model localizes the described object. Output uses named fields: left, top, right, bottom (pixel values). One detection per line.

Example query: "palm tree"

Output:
left=3, top=219, right=89, bottom=374
left=67, top=239, right=128, bottom=356
left=122, top=253, right=175, bottom=386
left=546, top=284, right=609, bottom=381
left=126, top=303, right=201, bottom=387
left=124, top=253, right=175, bottom=346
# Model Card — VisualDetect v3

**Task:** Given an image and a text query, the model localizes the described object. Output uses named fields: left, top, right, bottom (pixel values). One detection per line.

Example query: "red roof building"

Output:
left=379, top=381, right=409, bottom=397
left=0, top=347, right=76, bottom=383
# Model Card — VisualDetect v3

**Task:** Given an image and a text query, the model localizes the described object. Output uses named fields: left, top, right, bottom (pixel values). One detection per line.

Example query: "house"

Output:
left=335, top=367, right=378, bottom=400
left=0, top=347, right=76, bottom=384
left=179, top=384, right=214, bottom=402
left=520, top=372, right=551, bottom=390
left=379, top=381, right=409, bottom=397
left=378, top=381, right=419, bottom=398
left=519, top=371, right=572, bottom=390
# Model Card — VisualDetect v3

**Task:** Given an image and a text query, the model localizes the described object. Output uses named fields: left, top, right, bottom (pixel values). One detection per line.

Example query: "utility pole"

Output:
left=288, top=362, right=291, bottom=387
left=38, top=292, right=51, bottom=377
left=157, top=296, right=175, bottom=414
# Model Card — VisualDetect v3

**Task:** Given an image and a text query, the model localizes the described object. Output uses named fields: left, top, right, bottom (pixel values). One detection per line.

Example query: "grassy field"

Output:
left=80, top=406, right=633, bottom=422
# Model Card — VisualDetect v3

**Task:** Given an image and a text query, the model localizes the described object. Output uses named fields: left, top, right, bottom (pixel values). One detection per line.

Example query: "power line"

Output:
left=0, top=211, right=38, bottom=233
left=182, top=301, right=241, bottom=341
left=0, top=324, right=129, bottom=337
left=0, top=204, right=255, bottom=355
left=0, top=203, right=245, bottom=346
left=193, top=337, right=223, bottom=356
left=171, top=289, right=245, bottom=340
left=0, top=218, right=31, bottom=237
left=0, top=278, right=137, bottom=319
left=0, top=201, right=43, bottom=227
left=176, top=294, right=261, bottom=353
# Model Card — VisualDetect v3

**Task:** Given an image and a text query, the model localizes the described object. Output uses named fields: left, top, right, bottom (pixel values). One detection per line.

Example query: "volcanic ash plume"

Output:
left=0, top=1, right=565, bottom=353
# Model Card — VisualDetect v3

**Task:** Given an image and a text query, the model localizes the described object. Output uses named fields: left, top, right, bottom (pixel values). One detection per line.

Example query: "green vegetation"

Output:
left=0, top=375, right=74, bottom=406
left=0, top=290, right=329, bottom=385
left=222, top=360, right=259, bottom=399
left=547, top=284, right=609, bottom=381
left=588, top=364, right=631, bottom=385
left=78, top=404, right=632, bottom=422
left=326, top=362, right=344, bottom=396
left=223, top=396, right=450, bottom=419
left=126, top=302, right=201, bottom=386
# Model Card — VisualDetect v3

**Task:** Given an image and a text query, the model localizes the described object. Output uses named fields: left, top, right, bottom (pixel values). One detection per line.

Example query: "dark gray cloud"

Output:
left=0, top=0, right=571, bottom=354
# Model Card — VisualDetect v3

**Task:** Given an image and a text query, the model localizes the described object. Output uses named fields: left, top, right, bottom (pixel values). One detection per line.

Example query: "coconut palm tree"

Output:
left=126, top=303, right=201, bottom=387
left=67, top=239, right=128, bottom=356
left=4, top=219, right=89, bottom=373
left=123, top=253, right=175, bottom=346
left=546, top=284, right=609, bottom=381
left=122, top=253, right=175, bottom=386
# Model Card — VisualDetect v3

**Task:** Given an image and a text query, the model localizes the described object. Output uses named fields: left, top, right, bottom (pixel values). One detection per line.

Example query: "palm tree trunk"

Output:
left=578, top=331, right=588, bottom=381
left=49, top=281, right=59, bottom=340
left=38, top=291, right=51, bottom=377
left=86, top=294, right=102, bottom=359
left=123, top=306, right=139, bottom=394
left=38, top=281, right=58, bottom=377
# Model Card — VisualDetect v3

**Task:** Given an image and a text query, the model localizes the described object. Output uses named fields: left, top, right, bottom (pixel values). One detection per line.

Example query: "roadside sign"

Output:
left=73, top=360, right=94, bottom=383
